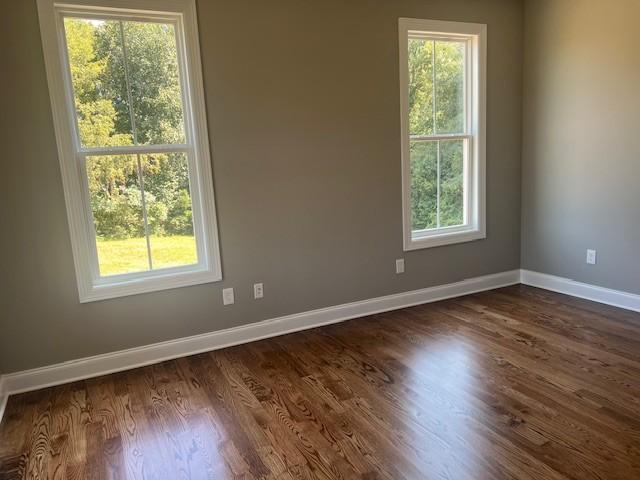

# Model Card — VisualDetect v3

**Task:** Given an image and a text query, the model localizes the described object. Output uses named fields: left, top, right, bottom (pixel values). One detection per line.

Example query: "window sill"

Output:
left=404, top=227, right=485, bottom=251
left=79, top=267, right=222, bottom=303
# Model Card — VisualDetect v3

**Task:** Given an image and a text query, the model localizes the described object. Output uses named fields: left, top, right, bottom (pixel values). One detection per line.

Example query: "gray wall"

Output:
left=0, top=0, right=523, bottom=373
left=522, top=0, right=640, bottom=294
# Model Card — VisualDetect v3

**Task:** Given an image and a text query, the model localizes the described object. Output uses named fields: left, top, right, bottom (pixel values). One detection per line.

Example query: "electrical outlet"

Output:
left=253, top=283, right=264, bottom=299
left=396, top=258, right=405, bottom=274
left=222, top=287, right=235, bottom=305
left=586, top=249, right=597, bottom=265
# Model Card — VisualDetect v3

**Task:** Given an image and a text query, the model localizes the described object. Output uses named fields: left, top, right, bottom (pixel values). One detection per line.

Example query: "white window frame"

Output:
left=36, top=0, right=222, bottom=302
left=399, top=18, right=486, bottom=251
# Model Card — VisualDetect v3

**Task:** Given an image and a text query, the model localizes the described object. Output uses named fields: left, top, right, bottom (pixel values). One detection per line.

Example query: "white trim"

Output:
left=399, top=18, right=486, bottom=252
left=83, top=268, right=222, bottom=303
left=410, top=133, right=473, bottom=142
left=520, top=270, right=640, bottom=313
left=0, top=270, right=520, bottom=396
left=405, top=226, right=485, bottom=251
left=0, top=377, right=7, bottom=426
left=79, top=144, right=190, bottom=156
left=36, top=0, right=223, bottom=303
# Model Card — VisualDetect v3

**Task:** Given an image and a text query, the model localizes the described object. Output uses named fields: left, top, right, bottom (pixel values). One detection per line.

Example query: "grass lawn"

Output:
left=96, top=235, right=198, bottom=276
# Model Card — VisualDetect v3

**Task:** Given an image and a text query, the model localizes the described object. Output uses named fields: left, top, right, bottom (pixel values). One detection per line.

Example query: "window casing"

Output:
left=399, top=18, right=486, bottom=250
left=37, top=0, right=222, bottom=302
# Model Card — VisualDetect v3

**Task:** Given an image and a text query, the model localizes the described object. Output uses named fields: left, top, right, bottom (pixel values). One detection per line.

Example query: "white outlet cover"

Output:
left=254, top=283, right=264, bottom=299
left=586, top=249, right=597, bottom=265
left=222, top=287, right=235, bottom=305
left=396, top=259, right=405, bottom=274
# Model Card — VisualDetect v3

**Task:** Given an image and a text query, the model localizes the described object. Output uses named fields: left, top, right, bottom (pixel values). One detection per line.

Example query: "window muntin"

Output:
left=37, top=0, right=222, bottom=301
left=400, top=19, right=486, bottom=250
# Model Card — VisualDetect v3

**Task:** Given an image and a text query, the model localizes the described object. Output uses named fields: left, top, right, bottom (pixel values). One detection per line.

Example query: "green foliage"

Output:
left=438, top=140, right=464, bottom=227
left=410, top=142, right=438, bottom=230
left=94, top=21, right=185, bottom=144
left=90, top=186, right=144, bottom=239
left=64, top=18, right=193, bottom=240
left=87, top=153, right=194, bottom=239
left=408, top=39, right=465, bottom=230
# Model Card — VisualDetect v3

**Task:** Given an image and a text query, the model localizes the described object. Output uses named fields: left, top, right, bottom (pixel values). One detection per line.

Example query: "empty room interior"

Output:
left=1, top=0, right=639, bottom=478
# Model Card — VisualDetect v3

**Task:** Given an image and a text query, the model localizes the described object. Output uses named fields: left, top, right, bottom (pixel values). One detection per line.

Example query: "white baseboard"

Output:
left=0, top=270, right=520, bottom=401
left=0, top=377, right=7, bottom=426
left=520, top=270, right=640, bottom=313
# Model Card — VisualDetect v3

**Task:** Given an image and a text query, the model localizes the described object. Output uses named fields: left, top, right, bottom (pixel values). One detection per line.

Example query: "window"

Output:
left=399, top=18, right=486, bottom=250
left=37, top=0, right=222, bottom=302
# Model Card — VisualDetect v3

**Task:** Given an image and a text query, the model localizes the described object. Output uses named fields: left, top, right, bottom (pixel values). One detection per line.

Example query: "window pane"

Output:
left=63, top=17, right=186, bottom=148
left=140, top=153, right=198, bottom=269
left=64, top=18, right=133, bottom=148
left=121, top=21, right=186, bottom=145
left=439, top=139, right=465, bottom=227
left=435, top=41, right=465, bottom=134
left=411, top=139, right=466, bottom=232
left=408, top=38, right=435, bottom=136
left=410, top=141, right=438, bottom=230
left=87, top=154, right=150, bottom=275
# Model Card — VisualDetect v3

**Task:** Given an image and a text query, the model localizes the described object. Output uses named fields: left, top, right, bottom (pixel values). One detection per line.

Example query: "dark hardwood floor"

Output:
left=1, top=285, right=640, bottom=479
